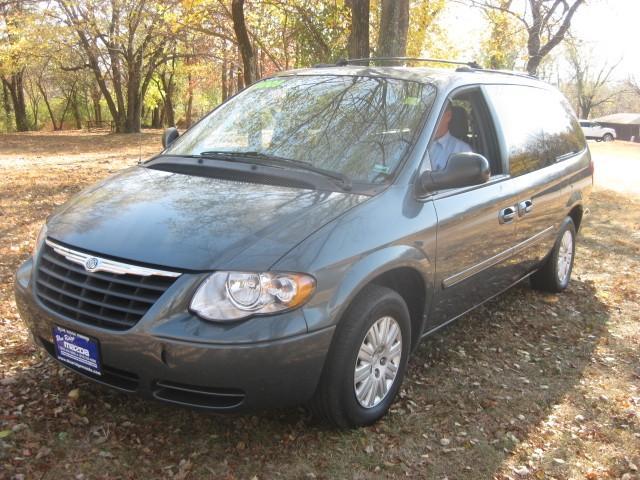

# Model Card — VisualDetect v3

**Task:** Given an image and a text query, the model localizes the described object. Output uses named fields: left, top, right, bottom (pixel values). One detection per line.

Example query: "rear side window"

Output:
left=485, top=85, right=586, bottom=177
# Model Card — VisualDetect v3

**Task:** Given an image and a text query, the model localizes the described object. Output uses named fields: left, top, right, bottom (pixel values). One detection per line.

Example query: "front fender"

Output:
left=299, top=244, right=434, bottom=334
left=273, top=185, right=438, bottom=335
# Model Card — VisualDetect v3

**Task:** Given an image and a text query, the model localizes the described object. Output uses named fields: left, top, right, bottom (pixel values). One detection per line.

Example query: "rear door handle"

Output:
left=499, top=206, right=517, bottom=224
left=518, top=199, right=533, bottom=216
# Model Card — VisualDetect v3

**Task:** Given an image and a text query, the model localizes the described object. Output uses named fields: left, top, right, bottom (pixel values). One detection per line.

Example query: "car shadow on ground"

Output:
left=2, top=277, right=613, bottom=479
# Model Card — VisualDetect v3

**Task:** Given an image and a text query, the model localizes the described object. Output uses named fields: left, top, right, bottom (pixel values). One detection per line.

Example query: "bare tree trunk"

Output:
left=186, top=72, right=194, bottom=127
left=524, top=0, right=584, bottom=76
left=2, top=71, right=30, bottom=131
left=159, top=72, right=175, bottom=126
left=377, top=0, right=409, bottom=59
left=2, top=81, right=12, bottom=129
left=91, top=87, right=102, bottom=123
left=237, top=70, right=244, bottom=92
left=347, top=0, right=370, bottom=59
left=125, top=64, right=142, bottom=133
left=37, top=82, right=60, bottom=130
left=221, top=53, right=228, bottom=101
left=71, top=91, right=82, bottom=129
left=151, top=107, right=160, bottom=128
left=231, top=0, right=258, bottom=87
left=163, top=97, right=175, bottom=127
left=228, top=63, right=236, bottom=97
left=26, top=88, right=40, bottom=129
left=57, top=85, right=75, bottom=130
left=83, top=87, right=91, bottom=124
left=259, top=48, right=265, bottom=78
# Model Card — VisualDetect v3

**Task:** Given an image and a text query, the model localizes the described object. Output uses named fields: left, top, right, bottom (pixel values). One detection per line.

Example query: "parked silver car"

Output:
left=579, top=120, right=616, bottom=142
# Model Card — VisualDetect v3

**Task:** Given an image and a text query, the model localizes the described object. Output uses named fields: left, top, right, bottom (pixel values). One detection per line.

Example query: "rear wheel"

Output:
left=531, top=217, right=576, bottom=292
left=310, top=284, right=411, bottom=428
left=602, top=133, right=614, bottom=142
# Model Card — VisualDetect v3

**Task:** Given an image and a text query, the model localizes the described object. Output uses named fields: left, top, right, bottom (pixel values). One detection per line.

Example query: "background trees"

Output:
left=54, top=0, right=187, bottom=133
left=480, top=0, right=524, bottom=70
left=0, top=0, right=35, bottom=131
left=565, top=38, right=620, bottom=119
left=466, top=0, right=584, bottom=75
left=0, top=0, right=631, bottom=134
left=377, top=0, right=410, bottom=58
left=347, top=0, right=370, bottom=59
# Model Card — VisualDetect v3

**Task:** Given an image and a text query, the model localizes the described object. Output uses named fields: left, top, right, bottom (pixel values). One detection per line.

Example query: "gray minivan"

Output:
left=15, top=59, right=592, bottom=427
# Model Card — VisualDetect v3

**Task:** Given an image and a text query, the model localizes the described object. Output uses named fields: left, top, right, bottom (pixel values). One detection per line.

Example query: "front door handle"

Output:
left=499, top=206, right=517, bottom=224
left=518, top=199, right=533, bottom=216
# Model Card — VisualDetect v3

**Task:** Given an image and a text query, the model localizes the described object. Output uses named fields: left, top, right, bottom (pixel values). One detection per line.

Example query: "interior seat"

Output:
left=449, top=106, right=469, bottom=142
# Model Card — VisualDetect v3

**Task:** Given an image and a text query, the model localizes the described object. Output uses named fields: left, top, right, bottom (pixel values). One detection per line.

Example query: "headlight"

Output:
left=32, top=224, right=47, bottom=257
left=190, top=271, right=316, bottom=321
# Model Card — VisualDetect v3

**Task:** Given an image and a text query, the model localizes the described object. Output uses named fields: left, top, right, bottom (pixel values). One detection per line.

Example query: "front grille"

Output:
left=35, top=241, right=178, bottom=330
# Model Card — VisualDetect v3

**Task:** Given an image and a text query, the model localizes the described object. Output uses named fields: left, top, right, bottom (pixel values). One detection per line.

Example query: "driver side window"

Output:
left=427, top=89, right=502, bottom=176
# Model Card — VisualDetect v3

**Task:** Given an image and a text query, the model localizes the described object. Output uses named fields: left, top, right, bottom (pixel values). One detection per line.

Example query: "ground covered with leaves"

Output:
left=0, top=133, right=638, bottom=479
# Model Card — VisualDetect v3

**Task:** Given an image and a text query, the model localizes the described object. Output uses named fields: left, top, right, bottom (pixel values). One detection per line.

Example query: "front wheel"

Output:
left=309, top=284, right=411, bottom=428
left=531, top=217, right=576, bottom=292
left=602, top=133, right=614, bottom=142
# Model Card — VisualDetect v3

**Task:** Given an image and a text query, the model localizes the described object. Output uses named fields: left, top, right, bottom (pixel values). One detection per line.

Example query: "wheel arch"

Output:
left=369, top=267, right=427, bottom=352
left=568, top=204, right=584, bottom=232
left=328, top=245, right=433, bottom=352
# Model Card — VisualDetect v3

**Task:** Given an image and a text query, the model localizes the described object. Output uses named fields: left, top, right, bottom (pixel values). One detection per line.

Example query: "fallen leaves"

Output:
left=67, top=388, right=80, bottom=401
left=0, top=133, right=639, bottom=479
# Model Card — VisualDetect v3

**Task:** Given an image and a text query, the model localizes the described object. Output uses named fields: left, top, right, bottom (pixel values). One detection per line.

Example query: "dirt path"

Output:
left=590, top=140, right=640, bottom=196
left=0, top=132, right=638, bottom=479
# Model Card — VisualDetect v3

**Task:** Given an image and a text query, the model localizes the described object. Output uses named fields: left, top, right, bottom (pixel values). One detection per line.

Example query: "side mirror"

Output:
left=419, top=152, right=491, bottom=193
left=162, top=127, right=179, bottom=149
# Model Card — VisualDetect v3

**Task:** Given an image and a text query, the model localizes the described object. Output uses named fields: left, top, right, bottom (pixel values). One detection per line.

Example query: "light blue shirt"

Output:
left=428, top=132, right=473, bottom=171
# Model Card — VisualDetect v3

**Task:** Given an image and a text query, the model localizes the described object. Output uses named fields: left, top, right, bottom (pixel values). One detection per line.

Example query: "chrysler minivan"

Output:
left=15, top=60, right=592, bottom=427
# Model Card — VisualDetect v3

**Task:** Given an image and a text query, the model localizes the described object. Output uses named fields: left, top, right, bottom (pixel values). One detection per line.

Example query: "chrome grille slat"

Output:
left=38, top=266, right=156, bottom=303
left=36, top=278, right=148, bottom=316
left=35, top=242, right=179, bottom=331
left=36, top=291, right=136, bottom=329
left=45, top=239, right=181, bottom=278
left=40, top=252, right=170, bottom=292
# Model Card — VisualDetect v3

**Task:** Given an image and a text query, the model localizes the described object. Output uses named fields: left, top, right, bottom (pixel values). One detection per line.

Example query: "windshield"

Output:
left=164, top=75, right=436, bottom=184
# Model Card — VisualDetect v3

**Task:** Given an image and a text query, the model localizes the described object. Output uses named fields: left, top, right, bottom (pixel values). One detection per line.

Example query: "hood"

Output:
left=46, top=166, right=367, bottom=271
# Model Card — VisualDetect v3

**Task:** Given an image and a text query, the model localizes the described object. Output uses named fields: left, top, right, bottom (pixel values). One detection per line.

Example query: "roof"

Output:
left=273, top=66, right=452, bottom=84
left=271, top=66, right=550, bottom=91
left=591, top=113, right=640, bottom=125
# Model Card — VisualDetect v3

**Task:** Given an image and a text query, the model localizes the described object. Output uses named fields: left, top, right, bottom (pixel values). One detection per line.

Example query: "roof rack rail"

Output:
left=459, top=67, right=537, bottom=79
left=334, top=57, right=482, bottom=69
left=316, top=57, right=538, bottom=80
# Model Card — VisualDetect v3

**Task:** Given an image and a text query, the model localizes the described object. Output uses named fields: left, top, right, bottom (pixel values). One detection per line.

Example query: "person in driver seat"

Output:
left=429, top=101, right=473, bottom=171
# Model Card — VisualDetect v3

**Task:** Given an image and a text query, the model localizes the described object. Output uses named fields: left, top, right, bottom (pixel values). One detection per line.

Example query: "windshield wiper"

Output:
left=198, top=150, right=352, bottom=190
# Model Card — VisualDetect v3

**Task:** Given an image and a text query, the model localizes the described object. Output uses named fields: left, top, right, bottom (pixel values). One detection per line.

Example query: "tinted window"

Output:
left=165, top=75, right=436, bottom=184
left=486, top=85, right=586, bottom=177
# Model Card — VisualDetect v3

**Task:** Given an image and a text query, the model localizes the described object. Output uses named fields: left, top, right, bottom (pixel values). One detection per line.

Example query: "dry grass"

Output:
left=0, top=132, right=638, bottom=479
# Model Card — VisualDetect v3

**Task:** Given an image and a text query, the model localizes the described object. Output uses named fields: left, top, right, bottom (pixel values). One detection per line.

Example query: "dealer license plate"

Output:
left=53, top=325, right=102, bottom=376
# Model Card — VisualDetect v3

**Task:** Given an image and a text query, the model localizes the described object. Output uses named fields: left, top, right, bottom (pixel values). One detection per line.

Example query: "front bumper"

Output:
left=14, top=257, right=334, bottom=411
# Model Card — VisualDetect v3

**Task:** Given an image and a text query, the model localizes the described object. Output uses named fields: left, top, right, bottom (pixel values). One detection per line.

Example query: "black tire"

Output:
left=309, top=284, right=411, bottom=428
left=602, top=133, right=614, bottom=142
left=531, top=217, right=576, bottom=293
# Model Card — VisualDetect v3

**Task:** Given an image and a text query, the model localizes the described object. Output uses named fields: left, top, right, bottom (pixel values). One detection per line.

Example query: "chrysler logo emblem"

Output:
left=84, top=257, right=100, bottom=271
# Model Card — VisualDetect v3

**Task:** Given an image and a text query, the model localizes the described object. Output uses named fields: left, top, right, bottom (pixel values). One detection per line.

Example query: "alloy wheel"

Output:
left=557, top=229, right=573, bottom=285
left=353, top=316, right=402, bottom=409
